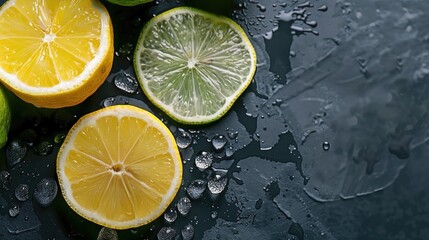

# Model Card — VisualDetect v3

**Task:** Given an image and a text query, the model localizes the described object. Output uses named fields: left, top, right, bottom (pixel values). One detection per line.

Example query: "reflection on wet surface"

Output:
left=1, top=0, right=429, bottom=239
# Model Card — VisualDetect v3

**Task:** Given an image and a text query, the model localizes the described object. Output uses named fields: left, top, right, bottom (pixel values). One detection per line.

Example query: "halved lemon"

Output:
left=134, top=7, right=257, bottom=124
left=57, top=105, right=183, bottom=229
left=0, top=0, right=114, bottom=108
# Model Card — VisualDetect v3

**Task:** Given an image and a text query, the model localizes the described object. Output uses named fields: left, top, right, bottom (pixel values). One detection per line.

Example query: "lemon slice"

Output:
left=57, top=105, right=182, bottom=229
left=0, top=0, right=114, bottom=108
left=134, top=7, right=257, bottom=124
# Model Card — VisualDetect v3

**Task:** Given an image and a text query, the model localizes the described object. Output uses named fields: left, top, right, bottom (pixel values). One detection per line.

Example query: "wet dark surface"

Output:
left=1, top=0, right=429, bottom=239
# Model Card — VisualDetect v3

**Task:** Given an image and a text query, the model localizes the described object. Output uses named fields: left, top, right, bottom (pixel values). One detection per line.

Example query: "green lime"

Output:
left=134, top=7, right=257, bottom=124
left=0, top=86, right=11, bottom=148
left=105, top=0, right=153, bottom=6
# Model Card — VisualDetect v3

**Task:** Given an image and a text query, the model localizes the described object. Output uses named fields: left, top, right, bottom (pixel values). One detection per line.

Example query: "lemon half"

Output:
left=0, top=0, right=114, bottom=108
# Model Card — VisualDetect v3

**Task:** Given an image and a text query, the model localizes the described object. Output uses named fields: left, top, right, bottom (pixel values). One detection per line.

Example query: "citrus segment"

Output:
left=134, top=7, right=257, bottom=124
left=57, top=105, right=182, bottom=229
left=0, top=0, right=113, bottom=108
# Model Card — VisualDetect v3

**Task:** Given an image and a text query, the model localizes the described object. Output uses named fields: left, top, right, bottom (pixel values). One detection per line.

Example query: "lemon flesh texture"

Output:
left=134, top=7, right=257, bottom=124
left=105, top=0, right=153, bottom=6
left=0, top=87, right=11, bottom=148
left=0, top=0, right=113, bottom=108
left=57, top=105, right=182, bottom=230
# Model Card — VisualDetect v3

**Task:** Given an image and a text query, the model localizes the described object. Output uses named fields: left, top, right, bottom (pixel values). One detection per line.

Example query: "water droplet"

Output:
left=176, top=130, right=192, bottom=149
left=0, top=170, right=11, bottom=189
left=291, top=25, right=319, bottom=36
left=255, top=199, right=263, bottom=209
left=356, top=57, right=367, bottom=68
left=157, top=227, right=176, bottom=240
left=97, top=227, right=118, bottom=240
left=181, top=223, right=194, bottom=240
left=263, top=181, right=280, bottom=200
left=208, top=174, right=228, bottom=195
left=8, top=204, right=19, bottom=218
left=212, top=135, right=227, bottom=150
left=25, top=111, right=42, bottom=127
left=113, top=71, right=139, bottom=93
left=53, top=109, right=75, bottom=129
left=388, top=136, right=411, bottom=159
left=195, top=151, right=213, bottom=171
left=118, top=43, right=134, bottom=57
left=227, top=130, right=238, bottom=139
left=211, top=211, right=218, bottom=219
left=288, top=223, right=304, bottom=240
left=256, top=4, right=266, bottom=12
left=263, top=30, right=273, bottom=40
left=33, top=141, right=53, bottom=156
left=277, top=10, right=298, bottom=22
left=6, top=140, right=27, bottom=168
left=176, top=196, right=192, bottom=216
left=19, top=129, right=38, bottom=146
left=164, top=208, right=177, bottom=223
left=131, top=16, right=143, bottom=28
left=34, top=178, right=58, bottom=207
left=318, top=5, right=328, bottom=11
left=101, top=97, right=116, bottom=107
left=289, top=144, right=297, bottom=153
left=54, top=133, right=66, bottom=144
left=296, top=1, right=313, bottom=8
left=15, top=184, right=29, bottom=202
left=322, top=141, right=330, bottom=151
left=186, top=179, right=206, bottom=200
left=273, top=99, right=283, bottom=106
left=225, top=146, right=235, bottom=158
left=305, top=20, right=318, bottom=28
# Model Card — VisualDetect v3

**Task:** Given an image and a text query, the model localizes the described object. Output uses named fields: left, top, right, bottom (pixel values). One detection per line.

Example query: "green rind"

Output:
left=105, top=0, right=153, bottom=6
left=0, top=85, right=11, bottom=149
left=134, top=6, right=257, bottom=125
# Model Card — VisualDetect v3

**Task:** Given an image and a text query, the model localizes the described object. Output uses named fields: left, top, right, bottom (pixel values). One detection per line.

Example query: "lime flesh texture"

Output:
left=134, top=7, right=257, bottom=124
left=0, top=86, right=11, bottom=148
left=105, top=0, right=153, bottom=6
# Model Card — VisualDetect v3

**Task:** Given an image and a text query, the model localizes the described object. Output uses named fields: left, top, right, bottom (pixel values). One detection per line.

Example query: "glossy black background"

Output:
left=0, top=0, right=428, bottom=239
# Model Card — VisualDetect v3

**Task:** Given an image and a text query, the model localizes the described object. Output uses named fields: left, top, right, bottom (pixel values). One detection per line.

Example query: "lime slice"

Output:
left=134, top=7, right=257, bottom=124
